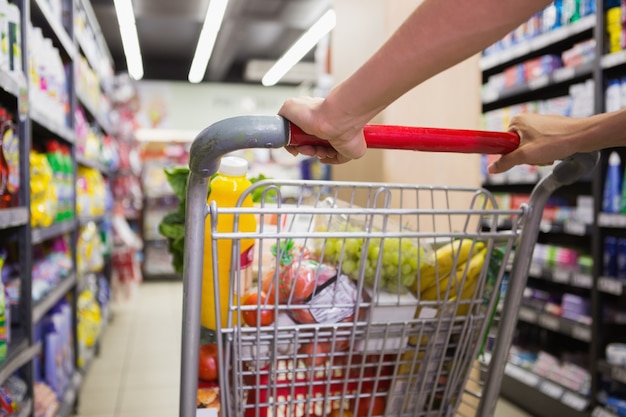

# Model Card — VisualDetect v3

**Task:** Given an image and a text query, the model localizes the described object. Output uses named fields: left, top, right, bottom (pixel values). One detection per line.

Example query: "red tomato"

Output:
left=353, top=395, right=386, bottom=417
left=241, top=291, right=275, bottom=326
left=198, top=343, right=219, bottom=382
left=298, top=341, right=332, bottom=367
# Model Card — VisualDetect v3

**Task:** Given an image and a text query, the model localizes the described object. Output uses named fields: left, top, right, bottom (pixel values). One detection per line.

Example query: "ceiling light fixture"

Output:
left=188, top=0, right=230, bottom=83
left=262, top=9, right=336, bottom=87
left=113, top=0, right=143, bottom=80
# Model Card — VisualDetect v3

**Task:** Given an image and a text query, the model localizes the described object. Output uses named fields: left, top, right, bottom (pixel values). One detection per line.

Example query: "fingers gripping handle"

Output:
left=186, top=115, right=520, bottom=179
left=289, top=123, right=520, bottom=154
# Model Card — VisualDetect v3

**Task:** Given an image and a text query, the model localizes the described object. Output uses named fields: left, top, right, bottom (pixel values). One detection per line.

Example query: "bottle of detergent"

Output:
left=201, top=156, right=257, bottom=332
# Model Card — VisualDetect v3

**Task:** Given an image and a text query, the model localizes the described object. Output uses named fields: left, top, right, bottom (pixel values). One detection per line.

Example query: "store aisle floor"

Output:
left=72, top=282, right=533, bottom=417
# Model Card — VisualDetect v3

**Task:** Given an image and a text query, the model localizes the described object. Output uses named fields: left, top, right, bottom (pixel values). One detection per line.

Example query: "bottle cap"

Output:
left=218, top=156, right=248, bottom=177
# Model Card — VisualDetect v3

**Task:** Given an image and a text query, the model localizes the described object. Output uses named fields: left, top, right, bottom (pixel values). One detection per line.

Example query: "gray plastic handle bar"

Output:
left=179, top=115, right=599, bottom=417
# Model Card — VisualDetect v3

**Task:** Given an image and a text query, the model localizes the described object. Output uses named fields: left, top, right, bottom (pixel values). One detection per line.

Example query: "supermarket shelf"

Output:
left=527, top=263, right=593, bottom=289
left=32, top=274, right=76, bottom=324
left=0, top=339, right=41, bottom=385
left=76, top=154, right=110, bottom=176
left=601, top=51, right=626, bottom=69
left=501, top=362, right=590, bottom=417
left=480, top=15, right=596, bottom=71
left=598, top=277, right=626, bottom=296
left=518, top=305, right=592, bottom=342
left=482, top=61, right=595, bottom=105
left=56, top=371, right=80, bottom=417
left=539, top=220, right=592, bottom=236
left=598, top=213, right=626, bottom=228
left=30, top=104, right=75, bottom=144
left=78, top=214, right=106, bottom=226
left=32, top=0, right=77, bottom=59
left=75, top=0, right=115, bottom=87
left=0, top=207, right=28, bottom=230
left=593, top=406, right=621, bottom=417
left=32, top=220, right=76, bottom=245
left=15, top=399, right=33, bottom=417
left=0, top=70, right=23, bottom=98
left=598, top=360, right=626, bottom=386
left=76, top=89, right=113, bottom=135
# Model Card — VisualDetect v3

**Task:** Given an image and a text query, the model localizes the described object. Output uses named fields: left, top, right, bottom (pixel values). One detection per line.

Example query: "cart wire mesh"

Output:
left=205, top=179, right=526, bottom=417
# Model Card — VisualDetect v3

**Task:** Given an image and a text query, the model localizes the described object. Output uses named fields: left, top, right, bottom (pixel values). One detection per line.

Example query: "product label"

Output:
left=308, top=274, right=360, bottom=324
left=3, top=126, right=18, bottom=194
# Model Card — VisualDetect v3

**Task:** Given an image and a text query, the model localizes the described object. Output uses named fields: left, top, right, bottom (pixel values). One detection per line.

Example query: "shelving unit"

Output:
left=479, top=2, right=626, bottom=415
left=0, top=0, right=118, bottom=413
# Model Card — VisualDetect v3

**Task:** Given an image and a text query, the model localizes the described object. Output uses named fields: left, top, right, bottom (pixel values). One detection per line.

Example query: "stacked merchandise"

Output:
left=32, top=300, right=74, bottom=417
left=0, top=106, right=18, bottom=209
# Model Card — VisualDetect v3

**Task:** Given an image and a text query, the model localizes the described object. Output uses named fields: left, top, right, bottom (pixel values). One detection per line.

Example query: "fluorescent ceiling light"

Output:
left=113, top=0, right=144, bottom=80
left=188, top=0, right=229, bottom=83
left=262, top=9, right=336, bottom=87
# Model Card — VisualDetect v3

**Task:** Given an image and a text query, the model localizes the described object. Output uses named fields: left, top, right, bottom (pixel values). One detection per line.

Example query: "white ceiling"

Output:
left=90, top=0, right=332, bottom=83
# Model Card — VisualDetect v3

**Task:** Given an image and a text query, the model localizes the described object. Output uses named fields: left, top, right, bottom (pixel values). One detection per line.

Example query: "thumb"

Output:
left=487, top=152, right=518, bottom=174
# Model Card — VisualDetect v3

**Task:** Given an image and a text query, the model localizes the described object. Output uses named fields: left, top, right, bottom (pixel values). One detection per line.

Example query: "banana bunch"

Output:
left=412, top=239, right=487, bottom=300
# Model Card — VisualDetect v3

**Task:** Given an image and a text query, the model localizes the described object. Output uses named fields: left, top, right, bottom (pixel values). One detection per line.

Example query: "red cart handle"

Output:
left=288, top=123, right=519, bottom=155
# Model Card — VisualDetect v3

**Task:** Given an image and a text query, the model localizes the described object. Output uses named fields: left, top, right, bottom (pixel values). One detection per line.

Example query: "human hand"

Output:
left=278, top=96, right=368, bottom=165
left=488, top=113, right=585, bottom=174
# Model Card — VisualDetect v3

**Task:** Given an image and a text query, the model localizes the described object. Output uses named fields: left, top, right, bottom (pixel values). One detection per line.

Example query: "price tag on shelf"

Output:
left=599, top=277, right=623, bottom=295
left=552, top=269, right=570, bottom=284
left=592, top=406, right=618, bottom=417
left=572, top=273, right=593, bottom=289
left=602, top=51, right=626, bottom=69
left=611, top=365, right=626, bottom=385
left=519, top=307, right=538, bottom=323
left=598, top=213, right=626, bottom=228
left=529, top=263, right=542, bottom=277
left=553, top=67, right=576, bottom=83
left=528, top=75, right=550, bottom=90
left=539, top=380, right=564, bottom=400
left=505, top=364, right=540, bottom=387
left=561, top=392, right=588, bottom=412
left=538, top=314, right=560, bottom=332
left=572, top=325, right=591, bottom=342
left=564, top=221, right=586, bottom=236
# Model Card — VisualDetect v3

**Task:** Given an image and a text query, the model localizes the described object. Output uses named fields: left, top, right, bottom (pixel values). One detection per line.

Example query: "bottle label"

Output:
left=3, top=126, right=18, bottom=194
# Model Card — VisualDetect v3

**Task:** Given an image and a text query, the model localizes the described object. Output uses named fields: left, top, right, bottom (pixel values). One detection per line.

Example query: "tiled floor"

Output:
left=72, top=281, right=533, bottom=417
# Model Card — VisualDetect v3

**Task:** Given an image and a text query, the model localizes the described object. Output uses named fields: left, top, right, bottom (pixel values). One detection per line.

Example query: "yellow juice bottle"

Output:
left=201, top=156, right=257, bottom=331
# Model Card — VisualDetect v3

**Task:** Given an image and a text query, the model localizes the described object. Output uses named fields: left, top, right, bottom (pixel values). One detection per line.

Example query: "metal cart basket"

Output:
left=180, top=116, right=598, bottom=417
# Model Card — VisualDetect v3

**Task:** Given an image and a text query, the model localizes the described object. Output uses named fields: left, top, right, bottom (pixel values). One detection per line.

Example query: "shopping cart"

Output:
left=180, top=115, right=598, bottom=417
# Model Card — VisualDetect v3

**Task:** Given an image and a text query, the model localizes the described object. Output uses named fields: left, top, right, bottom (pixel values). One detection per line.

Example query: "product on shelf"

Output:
left=0, top=250, right=7, bottom=363
left=77, top=222, right=105, bottom=278
left=607, top=3, right=624, bottom=54
left=76, top=166, right=106, bottom=218
left=482, top=0, right=596, bottom=58
left=29, top=150, right=57, bottom=228
left=0, top=376, right=27, bottom=416
left=27, top=24, right=68, bottom=127
left=77, top=286, right=102, bottom=369
left=0, top=106, right=18, bottom=209
left=32, top=300, right=74, bottom=400
left=0, top=1, right=23, bottom=78
left=32, top=237, right=72, bottom=303
left=33, top=381, right=59, bottom=417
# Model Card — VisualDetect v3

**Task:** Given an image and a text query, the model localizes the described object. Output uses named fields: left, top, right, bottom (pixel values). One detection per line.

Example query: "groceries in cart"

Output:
left=220, top=190, right=506, bottom=417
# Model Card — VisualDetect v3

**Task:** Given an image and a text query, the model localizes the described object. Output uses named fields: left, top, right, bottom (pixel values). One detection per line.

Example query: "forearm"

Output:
left=323, top=0, right=551, bottom=128
left=573, top=108, right=626, bottom=152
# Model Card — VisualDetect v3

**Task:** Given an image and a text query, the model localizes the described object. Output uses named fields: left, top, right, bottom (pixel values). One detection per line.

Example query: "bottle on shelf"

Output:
left=0, top=106, right=17, bottom=208
left=201, top=156, right=257, bottom=333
